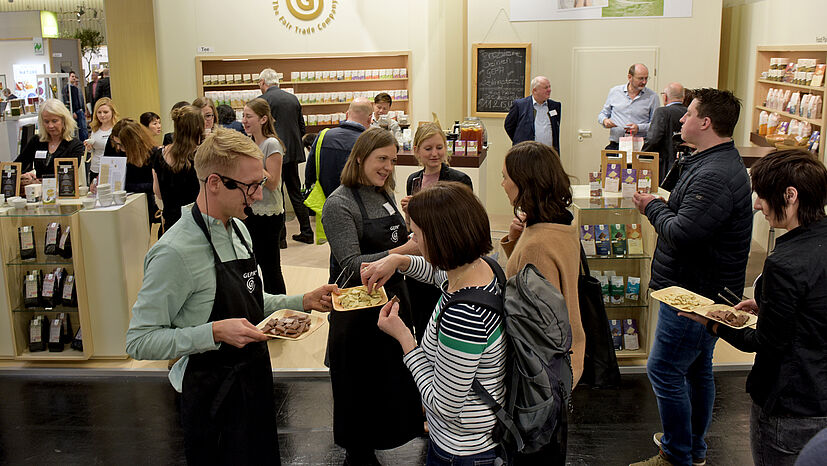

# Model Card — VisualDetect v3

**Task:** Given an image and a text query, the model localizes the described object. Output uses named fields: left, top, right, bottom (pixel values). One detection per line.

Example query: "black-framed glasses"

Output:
left=202, top=173, right=267, bottom=196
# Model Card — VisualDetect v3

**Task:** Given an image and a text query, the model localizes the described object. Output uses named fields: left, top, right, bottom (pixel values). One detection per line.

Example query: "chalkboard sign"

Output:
left=1, top=162, right=22, bottom=198
left=55, top=158, right=79, bottom=199
left=472, top=43, right=531, bottom=117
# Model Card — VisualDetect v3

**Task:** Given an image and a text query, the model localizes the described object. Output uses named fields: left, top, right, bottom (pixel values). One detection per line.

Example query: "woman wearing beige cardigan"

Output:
left=499, top=141, right=585, bottom=387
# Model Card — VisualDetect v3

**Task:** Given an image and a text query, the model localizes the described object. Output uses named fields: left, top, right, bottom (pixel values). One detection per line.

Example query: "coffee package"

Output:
left=60, top=312, right=73, bottom=344
left=622, top=319, right=640, bottom=351
left=609, top=320, right=623, bottom=350
left=71, top=328, right=83, bottom=351
left=62, top=275, right=78, bottom=307
left=48, top=317, right=64, bottom=352
left=580, top=225, right=596, bottom=256
left=23, top=271, right=42, bottom=308
left=29, top=315, right=48, bottom=352
left=41, top=273, right=57, bottom=308
left=610, top=275, right=625, bottom=304
left=610, top=224, right=627, bottom=256
left=626, top=224, right=644, bottom=255
left=44, top=222, right=61, bottom=255
left=19, top=226, right=36, bottom=260
left=57, top=226, right=72, bottom=259
left=595, top=225, right=611, bottom=256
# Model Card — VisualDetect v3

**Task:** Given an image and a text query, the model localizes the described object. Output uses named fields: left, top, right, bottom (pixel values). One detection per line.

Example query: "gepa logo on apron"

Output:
left=243, top=271, right=258, bottom=293
left=390, top=224, right=400, bottom=243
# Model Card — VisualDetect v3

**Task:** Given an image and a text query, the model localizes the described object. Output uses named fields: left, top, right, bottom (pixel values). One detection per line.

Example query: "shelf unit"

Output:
left=751, top=45, right=827, bottom=161
left=572, top=196, right=658, bottom=364
left=0, top=205, right=91, bottom=360
left=195, top=52, right=412, bottom=130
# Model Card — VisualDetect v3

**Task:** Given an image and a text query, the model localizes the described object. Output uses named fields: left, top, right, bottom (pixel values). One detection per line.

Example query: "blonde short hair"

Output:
left=38, top=98, right=76, bottom=142
left=340, top=127, right=398, bottom=193
left=195, top=127, right=263, bottom=179
left=413, top=122, right=448, bottom=166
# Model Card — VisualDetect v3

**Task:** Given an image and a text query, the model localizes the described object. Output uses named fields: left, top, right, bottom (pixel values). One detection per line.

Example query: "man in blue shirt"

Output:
left=598, top=64, right=660, bottom=150
left=504, top=76, right=561, bottom=154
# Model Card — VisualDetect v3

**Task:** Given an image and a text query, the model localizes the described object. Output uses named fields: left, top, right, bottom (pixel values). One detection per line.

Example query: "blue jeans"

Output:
left=75, top=110, right=88, bottom=142
left=750, top=402, right=827, bottom=466
left=646, top=303, right=717, bottom=466
left=426, top=441, right=499, bottom=466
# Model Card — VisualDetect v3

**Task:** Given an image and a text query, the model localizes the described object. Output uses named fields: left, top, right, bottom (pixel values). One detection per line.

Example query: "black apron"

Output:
left=328, top=188, right=423, bottom=451
left=180, top=204, right=280, bottom=465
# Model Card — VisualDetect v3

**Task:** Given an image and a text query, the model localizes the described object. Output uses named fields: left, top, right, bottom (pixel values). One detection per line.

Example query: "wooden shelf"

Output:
left=17, top=349, right=86, bottom=360
left=615, top=349, right=648, bottom=359
left=757, top=79, right=825, bottom=92
left=283, top=78, right=408, bottom=85
left=302, top=99, right=408, bottom=107
left=755, top=105, right=822, bottom=126
left=203, top=82, right=258, bottom=88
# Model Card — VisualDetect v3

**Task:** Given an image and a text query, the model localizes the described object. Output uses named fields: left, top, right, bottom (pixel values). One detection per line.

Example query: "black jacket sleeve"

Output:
left=504, top=100, right=520, bottom=142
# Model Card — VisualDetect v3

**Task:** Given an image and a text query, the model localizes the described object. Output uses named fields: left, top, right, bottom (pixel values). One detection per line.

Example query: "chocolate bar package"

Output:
left=610, top=224, right=627, bottom=256
left=580, top=225, right=597, bottom=256
left=637, top=169, right=652, bottom=194
left=589, top=171, right=602, bottom=197
left=605, top=164, right=621, bottom=193
left=595, top=225, right=611, bottom=256
left=598, top=275, right=610, bottom=304
left=621, top=168, right=637, bottom=198
left=626, top=224, right=644, bottom=255
left=609, top=319, right=623, bottom=350
left=626, top=277, right=641, bottom=301
left=57, top=226, right=72, bottom=259
left=610, top=275, right=625, bottom=304
left=622, top=319, right=640, bottom=351
left=19, top=226, right=36, bottom=260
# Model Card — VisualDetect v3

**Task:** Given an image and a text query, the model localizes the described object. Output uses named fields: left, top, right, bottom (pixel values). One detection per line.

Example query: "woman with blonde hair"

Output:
left=16, top=98, right=83, bottom=184
left=241, top=97, right=286, bottom=294
left=153, top=105, right=203, bottom=233
left=83, top=97, right=120, bottom=181
left=192, top=96, right=218, bottom=134
left=322, top=127, right=423, bottom=464
left=114, top=120, right=159, bottom=224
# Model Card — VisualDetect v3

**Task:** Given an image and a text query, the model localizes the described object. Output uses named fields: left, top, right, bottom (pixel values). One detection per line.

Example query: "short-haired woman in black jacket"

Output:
left=679, top=149, right=827, bottom=466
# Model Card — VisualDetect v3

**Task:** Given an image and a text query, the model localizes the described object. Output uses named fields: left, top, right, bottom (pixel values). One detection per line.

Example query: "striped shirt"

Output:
left=402, top=256, right=507, bottom=455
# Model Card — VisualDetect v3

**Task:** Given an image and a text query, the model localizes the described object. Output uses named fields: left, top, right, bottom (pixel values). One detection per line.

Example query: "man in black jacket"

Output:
left=258, top=68, right=314, bottom=245
left=642, top=82, right=687, bottom=184
left=93, top=68, right=111, bottom=107
left=631, top=89, right=752, bottom=466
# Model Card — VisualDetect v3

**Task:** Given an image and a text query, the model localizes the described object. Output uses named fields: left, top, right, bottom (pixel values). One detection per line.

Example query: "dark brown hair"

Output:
left=408, top=182, right=492, bottom=270
left=505, top=141, right=572, bottom=225
left=374, top=92, right=392, bottom=105
left=341, top=127, right=398, bottom=193
left=750, top=149, right=827, bottom=227
left=691, top=88, right=741, bottom=138
left=118, top=120, right=155, bottom=167
left=166, top=105, right=204, bottom=173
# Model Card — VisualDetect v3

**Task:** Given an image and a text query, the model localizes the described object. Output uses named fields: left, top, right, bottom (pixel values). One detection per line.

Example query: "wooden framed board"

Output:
left=472, top=43, right=531, bottom=117
left=0, top=162, right=22, bottom=198
left=54, top=158, right=79, bottom=199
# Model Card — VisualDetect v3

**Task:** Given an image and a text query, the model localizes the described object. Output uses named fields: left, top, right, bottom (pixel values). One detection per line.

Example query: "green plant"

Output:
left=72, top=29, right=104, bottom=80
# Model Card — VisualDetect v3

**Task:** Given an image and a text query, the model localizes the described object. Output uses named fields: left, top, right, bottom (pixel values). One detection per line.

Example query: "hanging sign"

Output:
left=272, top=0, right=338, bottom=34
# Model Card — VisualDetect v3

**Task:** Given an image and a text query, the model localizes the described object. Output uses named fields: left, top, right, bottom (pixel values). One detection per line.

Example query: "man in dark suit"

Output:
left=504, top=75, right=561, bottom=154
left=63, top=71, right=88, bottom=141
left=642, top=82, right=687, bottom=184
left=258, top=68, right=314, bottom=245
left=93, top=68, right=111, bottom=107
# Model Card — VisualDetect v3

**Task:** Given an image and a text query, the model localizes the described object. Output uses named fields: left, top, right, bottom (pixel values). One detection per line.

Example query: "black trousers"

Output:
left=244, top=212, right=286, bottom=295
left=281, top=161, right=313, bottom=238
left=605, top=141, right=619, bottom=150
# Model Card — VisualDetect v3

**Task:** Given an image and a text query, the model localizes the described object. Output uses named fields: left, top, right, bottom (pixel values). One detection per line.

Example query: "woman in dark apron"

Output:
left=180, top=203, right=280, bottom=465
left=322, top=128, right=423, bottom=465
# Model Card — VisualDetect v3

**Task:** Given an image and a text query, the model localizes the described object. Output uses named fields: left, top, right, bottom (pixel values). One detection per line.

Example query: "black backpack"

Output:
left=439, top=256, right=573, bottom=463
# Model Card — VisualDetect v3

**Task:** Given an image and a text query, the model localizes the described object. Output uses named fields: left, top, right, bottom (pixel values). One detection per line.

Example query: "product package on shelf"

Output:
left=29, top=315, right=49, bottom=352
left=598, top=275, right=610, bottom=304
left=626, top=277, right=641, bottom=301
left=622, top=319, right=640, bottom=351
left=594, top=224, right=611, bottom=256
left=40, top=272, right=58, bottom=308
left=62, top=274, right=77, bottom=307
left=610, top=224, right=627, bottom=256
left=610, top=275, right=625, bottom=304
left=580, top=225, right=597, bottom=256
left=19, top=225, right=36, bottom=260
left=48, top=317, right=63, bottom=352
left=626, top=224, right=644, bottom=255
left=44, top=222, right=61, bottom=255
left=59, top=312, right=73, bottom=344
left=71, top=327, right=83, bottom=351
left=621, top=169, right=637, bottom=198
left=23, top=270, right=42, bottom=308
left=57, top=226, right=72, bottom=259
left=637, top=169, right=652, bottom=194
left=589, top=171, right=602, bottom=197
left=604, top=163, right=621, bottom=193
left=609, top=320, right=623, bottom=350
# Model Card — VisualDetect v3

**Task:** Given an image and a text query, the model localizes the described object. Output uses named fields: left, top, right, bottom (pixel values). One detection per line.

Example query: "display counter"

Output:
left=392, top=147, right=489, bottom=203
left=0, top=194, right=150, bottom=360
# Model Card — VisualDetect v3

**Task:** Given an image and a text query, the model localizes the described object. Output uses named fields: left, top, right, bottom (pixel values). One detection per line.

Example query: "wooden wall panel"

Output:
left=102, top=0, right=160, bottom=120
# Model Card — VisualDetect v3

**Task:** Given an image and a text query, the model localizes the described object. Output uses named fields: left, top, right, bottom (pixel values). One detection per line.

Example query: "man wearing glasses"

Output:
left=126, top=128, right=336, bottom=465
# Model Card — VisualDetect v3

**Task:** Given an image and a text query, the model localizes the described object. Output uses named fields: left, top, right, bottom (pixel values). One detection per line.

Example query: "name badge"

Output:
left=548, top=109, right=558, bottom=117
left=382, top=202, right=395, bottom=215
left=35, top=150, right=48, bottom=160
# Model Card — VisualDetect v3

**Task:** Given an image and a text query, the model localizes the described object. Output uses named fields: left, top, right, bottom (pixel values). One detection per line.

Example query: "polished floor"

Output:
left=0, top=371, right=753, bottom=465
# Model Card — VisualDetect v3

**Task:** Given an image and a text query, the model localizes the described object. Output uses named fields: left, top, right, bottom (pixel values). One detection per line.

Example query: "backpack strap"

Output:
left=471, top=379, right=525, bottom=453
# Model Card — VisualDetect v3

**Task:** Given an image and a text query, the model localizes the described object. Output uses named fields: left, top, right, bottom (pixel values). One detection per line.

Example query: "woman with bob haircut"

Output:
left=114, top=120, right=159, bottom=224
left=84, top=97, right=119, bottom=181
left=500, top=141, right=581, bottom=463
left=679, top=149, right=827, bottom=465
left=321, top=126, right=423, bottom=465
left=192, top=96, right=218, bottom=134
left=16, top=98, right=84, bottom=184
left=363, top=181, right=507, bottom=466
left=153, top=105, right=203, bottom=234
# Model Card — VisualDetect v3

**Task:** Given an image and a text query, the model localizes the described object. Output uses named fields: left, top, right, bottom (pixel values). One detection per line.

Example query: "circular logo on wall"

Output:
left=272, top=0, right=338, bottom=34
